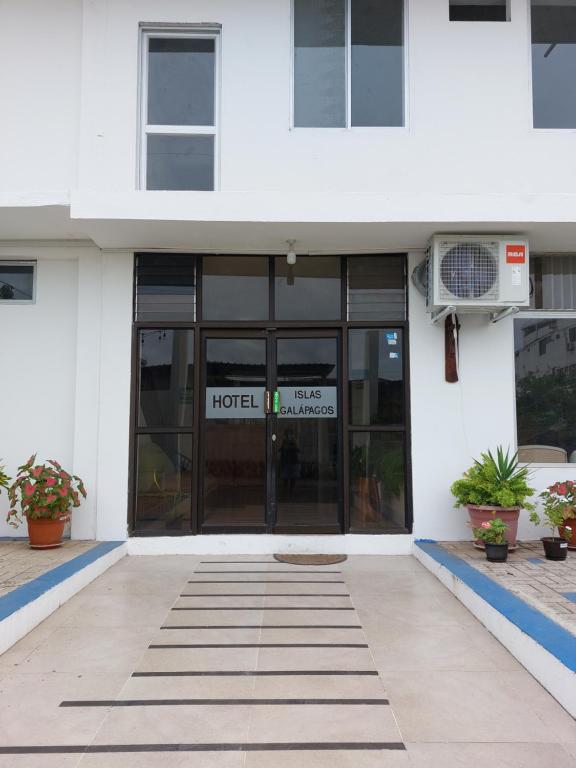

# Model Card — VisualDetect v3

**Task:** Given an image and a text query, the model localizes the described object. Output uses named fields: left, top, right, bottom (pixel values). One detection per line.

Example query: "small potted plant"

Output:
left=451, top=446, right=535, bottom=549
left=6, top=455, right=86, bottom=549
left=530, top=484, right=573, bottom=561
left=473, top=518, right=509, bottom=562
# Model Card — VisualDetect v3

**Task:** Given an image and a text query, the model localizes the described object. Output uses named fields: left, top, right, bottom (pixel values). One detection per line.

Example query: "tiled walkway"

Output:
left=0, top=540, right=98, bottom=598
left=0, top=555, right=575, bottom=767
left=439, top=541, right=576, bottom=634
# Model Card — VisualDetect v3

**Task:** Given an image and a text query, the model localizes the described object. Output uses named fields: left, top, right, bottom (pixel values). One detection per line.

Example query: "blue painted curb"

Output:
left=415, top=541, right=576, bottom=673
left=0, top=541, right=124, bottom=622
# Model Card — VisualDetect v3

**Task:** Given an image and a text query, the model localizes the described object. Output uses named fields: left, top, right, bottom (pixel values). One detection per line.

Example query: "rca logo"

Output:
left=506, top=244, right=526, bottom=264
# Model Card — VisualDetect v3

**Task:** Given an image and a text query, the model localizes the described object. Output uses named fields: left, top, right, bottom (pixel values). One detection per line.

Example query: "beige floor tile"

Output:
left=251, top=673, right=387, bottom=699
left=175, top=596, right=266, bottom=608
left=259, top=627, right=366, bottom=643
left=264, top=582, right=351, bottom=595
left=261, top=595, right=352, bottom=608
left=246, top=703, right=401, bottom=742
left=183, top=583, right=268, bottom=595
left=120, top=675, right=256, bottom=700
left=352, top=591, right=478, bottom=628
left=91, top=704, right=250, bottom=744
left=405, top=741, right=576, bottom=768
left=150, top=627, right=262, bottom=645
left=256, top=646, right=375, bottom=672
left=163, top=609, right=265, bottom=627
left=55, top=594, right=175, bottom=628
left=385, top=670, right=575, bottom=743
left=117, top=556, right=200, bottom=573
left=79, top=754, right=245, bottom=768
left=261, top=610, right=360, bottom=627
left=136, top=647, right=259, bottom=673
left=0, top=757, right=81, bottom=768
left=244, top=750, right=411, bottom=768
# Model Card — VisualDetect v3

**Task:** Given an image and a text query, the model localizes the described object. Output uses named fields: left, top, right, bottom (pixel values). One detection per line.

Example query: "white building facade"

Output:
left=1, top=0, right=576, bottom=552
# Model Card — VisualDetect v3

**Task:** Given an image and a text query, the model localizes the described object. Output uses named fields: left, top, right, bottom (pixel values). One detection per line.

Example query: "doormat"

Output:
left=273, top=554, right=348, bottom=566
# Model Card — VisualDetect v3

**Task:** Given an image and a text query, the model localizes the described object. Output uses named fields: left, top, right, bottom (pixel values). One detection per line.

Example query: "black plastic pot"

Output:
left=542, top=537, right=569, bottom=561
left=485, top=542, right=509, bottom=562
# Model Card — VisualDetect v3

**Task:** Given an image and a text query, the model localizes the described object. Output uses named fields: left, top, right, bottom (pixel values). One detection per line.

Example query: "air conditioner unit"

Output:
left=425, top=235, right=530, bottom=313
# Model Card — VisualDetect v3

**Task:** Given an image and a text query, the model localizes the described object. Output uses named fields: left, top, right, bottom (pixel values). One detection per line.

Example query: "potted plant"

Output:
left=0, top=461, right=10, bottom=496
left=6, top=455, right=86, bottom=549
left=473, top=518, right=509, bottom=562
left=530, top=483, right=573, bottom=561
left=451, top=446, right=535, bottom=549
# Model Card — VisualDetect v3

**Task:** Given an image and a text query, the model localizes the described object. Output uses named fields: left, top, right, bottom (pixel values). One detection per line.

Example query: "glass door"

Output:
left=199, top=330, right=342, bottom=533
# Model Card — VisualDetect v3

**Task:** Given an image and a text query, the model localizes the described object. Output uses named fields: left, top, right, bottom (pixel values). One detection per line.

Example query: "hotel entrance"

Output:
left=130, top=254, right=411, bottom=536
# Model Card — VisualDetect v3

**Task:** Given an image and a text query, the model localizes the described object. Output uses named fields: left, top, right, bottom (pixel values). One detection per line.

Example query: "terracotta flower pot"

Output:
left=467, top=504, right=520, bottom=550
left=26, top=517, right=66, bottom=549
left=559, top=516, right=576, bottom=551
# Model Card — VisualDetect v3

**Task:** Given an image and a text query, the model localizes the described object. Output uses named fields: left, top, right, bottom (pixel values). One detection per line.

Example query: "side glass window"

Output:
left=531, top=1, right=576, bottom=128
left=202, top=256, right=269, bottom=320
left=515, top=318, right=576, bottom=463
left=348, top=329, right=404, bottom=426
left=449, top=1, right=508, bottom=21
left=143, top=34, right=218, bottom=189
left=348, top=255, right=406, bottom=320
left=275, top=256, right=341, bottom=320
left=0, top=262, right=35, bottom=302
left=135, top=254, right=195, bottom=321
left=529, top=255, right=576, bottom=310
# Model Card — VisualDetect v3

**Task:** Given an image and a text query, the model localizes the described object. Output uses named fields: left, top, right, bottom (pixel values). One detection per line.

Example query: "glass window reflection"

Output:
left=348, top=329, right=403, bottom=426
left=275, top=256, right=341, bottom=321
left=202, top=257, right=269, bottom=321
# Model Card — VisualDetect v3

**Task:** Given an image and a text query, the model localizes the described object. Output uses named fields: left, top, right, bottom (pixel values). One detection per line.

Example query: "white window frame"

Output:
left=139, top=26, right=221, bottom=190
left=0, top=260, right=36, bottom=304
left=290, top=0, right=407, bottom=130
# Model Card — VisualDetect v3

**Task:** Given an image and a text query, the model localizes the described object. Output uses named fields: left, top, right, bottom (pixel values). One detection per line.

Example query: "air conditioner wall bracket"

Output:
left=431, top=305, right=456, bottom=324
left=490, top=306, right=520, bottom=324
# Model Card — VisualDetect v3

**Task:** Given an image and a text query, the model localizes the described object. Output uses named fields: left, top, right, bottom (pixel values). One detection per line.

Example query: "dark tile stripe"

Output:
left=132, top=671, right=379, bottom=677
left=148, top=643, right=368, bottom=649
left=187, top=581, right=346, bottom=584
left=171, top=607, right=355, bottom=611
left=60, top=698, right=389, bottom=707
left=0, top=743, right=405, bottom=754
left=180, top=594, right=351, bottom=597
left=160, top=625, right=363, bottom=630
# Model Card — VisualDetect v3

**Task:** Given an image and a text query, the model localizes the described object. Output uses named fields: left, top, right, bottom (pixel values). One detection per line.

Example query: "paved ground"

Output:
left=0, top=540, right=97, bottom=598
left=0, top=554, right=575, bottom=767
left=440, top=541, right=576, bottom=634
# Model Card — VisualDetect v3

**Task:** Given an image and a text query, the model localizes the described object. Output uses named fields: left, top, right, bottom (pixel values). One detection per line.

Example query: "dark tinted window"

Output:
left=275, top=256, right=341, bottom=320
left=348, top=329, right=403, bottom=426
left=138, top=329, right=194, bottom=428
left=348, top=255, right=406, bottom=320
left=146, top=135, right=214, bottom=191
left=531, top=1, right=576, bottom=128
left=515, top=318, right=576, bottom=463
left=450, top=2, right=508, bottom=21
left=529, top=255, right=576, bottom=310
left=202, top=256, right=269, bottom=320
left=0, top=262, right=34, bottom=301
left=135, top=254, right=195, bottom=321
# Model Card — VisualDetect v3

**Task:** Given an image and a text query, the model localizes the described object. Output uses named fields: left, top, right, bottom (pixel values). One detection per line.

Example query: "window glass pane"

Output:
left=515, top=318, right=576, bottom=463
left=529, top=255, right=576, bottom=310
left=148, top=37, right=215, bottom=126
left=350, top=431, right=406, bottom=530
left=275, top=256, right=341, bottom=320
left=138, top=329, right=194, bottom=428
left=348, top=329, right=403, bottom=426
left=351, top=0, right=404, bottom=126
left=136, top=254, right=195, bottom=321
left=449, top=1, right=508, bottom=22
left=147, top=135, right=214, bottom=191
left=135, top=433, right=192, bottom=532
left=202, top=257, right=269, bottom=320
left=294, top=0, right=346, bottom=127
left=531, top=1, right=576, bottom=128
left=348, top=255, right=406, bottom=319
left=0, top=263, right=34, bottom=301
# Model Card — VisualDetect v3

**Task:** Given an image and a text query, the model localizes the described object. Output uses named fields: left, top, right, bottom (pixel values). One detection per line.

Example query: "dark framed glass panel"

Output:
left=350, top=431, right=406, bottom=531
left=138, top=329, right=194, bottom=428
left=135, top=254, right=195, bottom=321
left=0, top=262, right=34, bottom=301
left=147, top=134, right=214, bottom=191
left=135, top=433, right=193, bottom=532
left=529, top=255, right=576, bottom=310
left=351, top=0, right=404, bottom=126
left=202, top=338, right=267, bottom=528
left=275, top=256, right=341, bottom=321
left=202, top=256, right=269, bottom=320
left=348, top=255, right=406, bottom=320
left=276, top=337, right=339, bottom=528
left=515, top=318, right=576, bottom=463
left=449, top=1, right=508, bottom=21
left=148, top=37, right=215, bottom=126
left=293, top=0, right=346, bottom=127
left=531, top=1, right=576, bottom=128
left=348, top=329, right=403, bottom=426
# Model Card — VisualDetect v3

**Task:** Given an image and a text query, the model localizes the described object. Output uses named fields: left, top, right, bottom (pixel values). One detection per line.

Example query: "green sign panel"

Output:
left=272, top=390, right=280, bottom=414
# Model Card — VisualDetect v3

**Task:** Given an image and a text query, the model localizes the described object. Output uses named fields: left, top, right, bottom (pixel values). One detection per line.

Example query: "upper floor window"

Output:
left=0, top=261, right=35, bottom=303
left=293, top=0, right=404, bottom=128
left=449, top=1, right=509, bottom=22
left=140, top=28, right=219, bottom=190
left=531, top=1, right=576, bottom=128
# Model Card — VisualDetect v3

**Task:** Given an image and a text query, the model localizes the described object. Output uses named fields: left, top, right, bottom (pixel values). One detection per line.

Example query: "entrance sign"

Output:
left=277, top=387, right=337, bottom=418
left=206, top=387, right=265, bottom=419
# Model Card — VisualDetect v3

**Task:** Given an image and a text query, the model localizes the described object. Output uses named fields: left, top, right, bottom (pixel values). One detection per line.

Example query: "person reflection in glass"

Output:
left=280, top=428, right=301, bottom=493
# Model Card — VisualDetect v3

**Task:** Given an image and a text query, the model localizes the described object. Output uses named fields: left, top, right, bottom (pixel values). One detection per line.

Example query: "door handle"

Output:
left=265, top=390, right=272, bottom=414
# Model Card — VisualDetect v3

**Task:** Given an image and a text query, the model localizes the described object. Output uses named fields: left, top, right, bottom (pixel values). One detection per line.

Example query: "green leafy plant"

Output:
left=473, top=517, right=508, bottom=545
left=451, top=446, right=535, bottom=509
left=6, top=455, right=86, bottom=529
left=0, top=461, right=10, bottom=495
left=530, top=481, right=574, bottom=541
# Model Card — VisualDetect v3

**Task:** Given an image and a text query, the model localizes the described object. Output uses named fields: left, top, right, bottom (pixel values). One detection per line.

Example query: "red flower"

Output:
left=45, top=477, right=57, bottom=487
left=558, top=484, right=568, bottom=496
left=23, top=483, right=35, bottom=497
left=45, top=495, right=57, bottom=504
